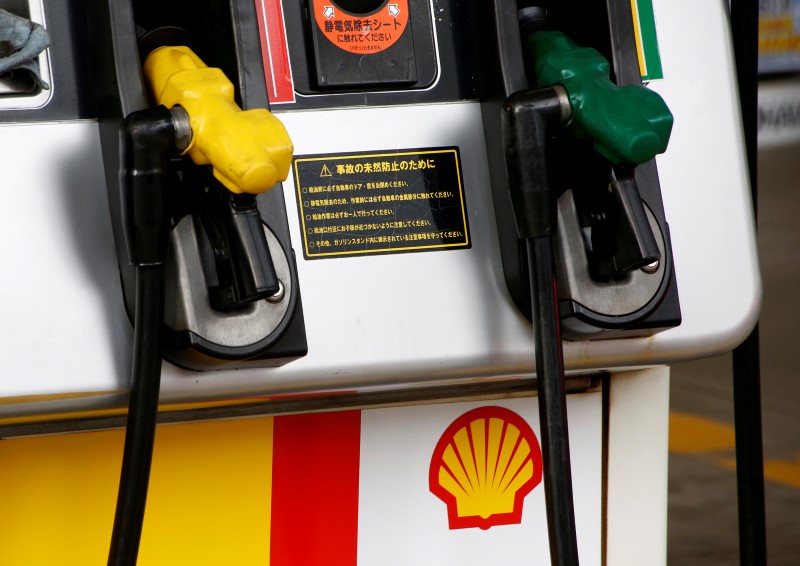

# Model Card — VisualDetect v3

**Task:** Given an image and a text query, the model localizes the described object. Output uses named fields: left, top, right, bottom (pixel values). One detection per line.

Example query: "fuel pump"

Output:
left=107, top=1, right=677, bottom=563
left=0, top=0, right=763, bottom=564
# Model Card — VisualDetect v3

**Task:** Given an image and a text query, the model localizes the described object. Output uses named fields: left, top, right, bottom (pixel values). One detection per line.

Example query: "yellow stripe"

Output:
left=762, top=455, right=800, bottom=489
left=0, top=417, right=274, bottom=565
left=630, top=0, right=647, bottom=78
left=668, top=411, right=735, bottom=454
left=717, top=454, right=800, bottom=490
left=669, top=410, right=800, bottom=490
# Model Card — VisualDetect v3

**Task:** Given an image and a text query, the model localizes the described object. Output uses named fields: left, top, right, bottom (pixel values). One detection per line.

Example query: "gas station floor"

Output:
left=667, top=142, right=800, bottom=564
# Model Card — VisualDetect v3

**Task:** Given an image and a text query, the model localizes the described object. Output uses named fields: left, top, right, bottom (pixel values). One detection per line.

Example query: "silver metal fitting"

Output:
left=552, top=84, right=573, bottom=124
left=169, top=105, right=192, bottom=152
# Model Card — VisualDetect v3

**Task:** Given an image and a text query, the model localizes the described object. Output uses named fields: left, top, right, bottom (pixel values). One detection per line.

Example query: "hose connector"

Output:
left=120, top=106, right=178, bottom=266
left=502, top=87, right=570, bottom=239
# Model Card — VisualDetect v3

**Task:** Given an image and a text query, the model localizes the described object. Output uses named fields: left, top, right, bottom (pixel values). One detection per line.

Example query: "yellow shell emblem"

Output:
left=429, top=406, right=542, bottom=530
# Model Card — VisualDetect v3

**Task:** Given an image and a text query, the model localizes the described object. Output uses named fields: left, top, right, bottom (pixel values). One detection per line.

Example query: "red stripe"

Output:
left=254, top=0, right=295, bottom=103
left=270, top=411, right=361, bottom=565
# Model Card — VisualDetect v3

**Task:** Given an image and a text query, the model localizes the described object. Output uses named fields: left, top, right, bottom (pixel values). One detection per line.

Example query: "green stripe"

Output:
left=636, top=0, right=663, bottom=80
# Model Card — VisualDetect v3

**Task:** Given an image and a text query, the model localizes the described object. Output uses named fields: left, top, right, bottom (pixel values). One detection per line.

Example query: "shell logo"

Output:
left=429, top=406, right=543, bottom=530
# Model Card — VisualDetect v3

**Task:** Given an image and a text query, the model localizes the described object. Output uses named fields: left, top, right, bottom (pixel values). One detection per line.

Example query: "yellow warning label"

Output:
left=294, top=148, right=470, bottom=259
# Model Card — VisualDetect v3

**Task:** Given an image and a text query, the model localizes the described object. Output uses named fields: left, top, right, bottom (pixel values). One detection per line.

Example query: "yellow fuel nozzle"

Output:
left=142, top=45, right=292, bottom=195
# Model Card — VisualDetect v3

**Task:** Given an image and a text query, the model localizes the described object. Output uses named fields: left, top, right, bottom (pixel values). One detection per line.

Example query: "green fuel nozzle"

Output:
left=524, top=30, right=673, bottom=166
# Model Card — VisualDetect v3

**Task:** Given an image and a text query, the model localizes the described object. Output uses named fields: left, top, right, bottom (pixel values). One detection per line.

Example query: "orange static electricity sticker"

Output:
left=313, top=0, right=410, bottom=54
left=429, top=406, right=543, bottom=530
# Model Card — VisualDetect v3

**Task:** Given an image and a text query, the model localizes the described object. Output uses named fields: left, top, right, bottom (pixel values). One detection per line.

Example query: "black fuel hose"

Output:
left=503, top=87, right=580, bottom=565
left=108, top=107, right=176, bottom=566
left=108, top=265, right=165, bottom=566
left=527, top=236, right=580, bottom=566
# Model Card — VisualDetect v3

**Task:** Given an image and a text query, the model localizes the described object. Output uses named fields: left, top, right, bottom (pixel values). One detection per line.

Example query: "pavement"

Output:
left=667, top=141, right=800, bottom=564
